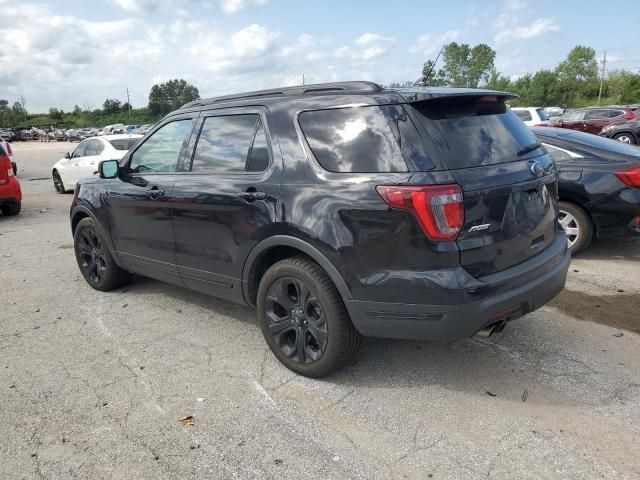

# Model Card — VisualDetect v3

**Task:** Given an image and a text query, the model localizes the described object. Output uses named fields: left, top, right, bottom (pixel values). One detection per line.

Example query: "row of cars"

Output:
left=513, top=105, right=640, bottom=143
left=0, top=123, right=154, bottom=143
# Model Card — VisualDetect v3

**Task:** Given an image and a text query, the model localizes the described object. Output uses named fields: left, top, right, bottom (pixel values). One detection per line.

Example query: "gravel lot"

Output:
left=2, top=142, right=639, bottom=480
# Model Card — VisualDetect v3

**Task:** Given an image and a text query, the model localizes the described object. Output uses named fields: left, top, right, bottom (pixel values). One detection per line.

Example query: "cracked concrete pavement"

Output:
left=1, top=142, right=639, bottom=479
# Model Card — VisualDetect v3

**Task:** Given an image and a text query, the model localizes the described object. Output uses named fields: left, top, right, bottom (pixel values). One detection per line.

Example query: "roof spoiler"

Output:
left=394, top=88, right=518, bottom=104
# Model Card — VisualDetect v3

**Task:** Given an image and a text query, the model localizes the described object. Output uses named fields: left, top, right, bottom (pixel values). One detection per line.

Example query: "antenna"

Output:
left=417, top=44, right=445, bottom=86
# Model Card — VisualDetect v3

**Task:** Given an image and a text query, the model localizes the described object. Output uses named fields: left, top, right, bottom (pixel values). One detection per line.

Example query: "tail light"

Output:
left=615, top=166, right=640, bottom=188
left=376, top=184, right=464, bottom=241
left=6, top=143, right=12, bottom=155
left=533, top=124, right=548, bottom=127
left=625, top=110, right=637, bottom=120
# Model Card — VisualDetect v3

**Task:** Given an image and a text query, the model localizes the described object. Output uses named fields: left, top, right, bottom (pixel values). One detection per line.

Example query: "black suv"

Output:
left=70, top=81, right=570, bottom=377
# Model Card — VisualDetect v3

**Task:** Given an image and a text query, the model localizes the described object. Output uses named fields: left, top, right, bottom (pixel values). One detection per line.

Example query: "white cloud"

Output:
left=493, top=0, right=560, bottom=44
left=409, top=30, right=460, bottom=56
left=111, top=0, right=268, bottom=14
left=354, top=33, right=397, bottom=60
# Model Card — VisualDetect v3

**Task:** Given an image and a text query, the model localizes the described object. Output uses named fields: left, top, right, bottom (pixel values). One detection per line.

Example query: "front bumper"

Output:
left=346, top=234, right=570, bottom=340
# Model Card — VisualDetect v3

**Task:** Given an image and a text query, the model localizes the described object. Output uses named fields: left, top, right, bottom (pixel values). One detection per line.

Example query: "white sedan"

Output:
left=52, top=134, right=141, bottom=193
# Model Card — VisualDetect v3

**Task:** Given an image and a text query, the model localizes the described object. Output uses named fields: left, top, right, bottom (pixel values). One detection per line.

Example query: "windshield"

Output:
left=410, top=97, right=541, bottom=169
left=108, top=138, right=140, bottom=151
left=562, top=131, right=640, bottom=157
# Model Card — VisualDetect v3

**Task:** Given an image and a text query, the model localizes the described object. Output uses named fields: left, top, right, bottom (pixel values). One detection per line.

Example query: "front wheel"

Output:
left=52, top=170, right=66, bottom=193
left=257, top=256, right=361, bottom=377
left=74, top=218, right=132, bottom=291
left=613, top=133, right=636, bottom=144
left=558, top=201, right=593, bottom=254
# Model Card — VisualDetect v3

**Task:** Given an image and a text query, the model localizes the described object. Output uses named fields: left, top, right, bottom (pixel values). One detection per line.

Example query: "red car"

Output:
left=551, top=107, right=637, bottom=135
left=0, top=142, right=21, bottom=216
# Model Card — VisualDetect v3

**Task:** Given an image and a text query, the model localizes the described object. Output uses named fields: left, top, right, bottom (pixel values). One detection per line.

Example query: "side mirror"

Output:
left=64, top=152, right=71, bottom=159
left=99, top=160, right=119, bottom=179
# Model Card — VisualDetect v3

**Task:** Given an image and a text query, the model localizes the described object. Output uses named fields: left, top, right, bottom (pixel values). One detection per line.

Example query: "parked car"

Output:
left=0, top=137, right=16, bottom=175
left=533, top=127, right=640, bottom=253
left=99, top=124, right=124, bottom=136
left=511, top=107, right=551, bottom=127
left=133, top=124, right=154, bottom=135
left=70, top=82, right=570, bottom=377
left=0, top=128, right=17, bottom=142
left=551, top=107, right=638, bottom=135
left=0, top=142, right=21, bottom=216
left=52, top=134, right=142, bottom=193
left=599, top=120, right=640, bottom=144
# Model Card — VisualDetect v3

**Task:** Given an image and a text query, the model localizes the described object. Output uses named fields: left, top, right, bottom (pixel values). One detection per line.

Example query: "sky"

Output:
left=2, top=0, right=639, bottom=113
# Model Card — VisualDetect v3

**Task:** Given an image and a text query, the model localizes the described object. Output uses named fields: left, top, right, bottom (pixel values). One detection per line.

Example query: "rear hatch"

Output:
left=407, top=94, right=559, bottom=277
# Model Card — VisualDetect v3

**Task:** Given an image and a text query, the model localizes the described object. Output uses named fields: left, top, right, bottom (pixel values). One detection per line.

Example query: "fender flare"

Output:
left=241, top=235, right=352, bottom=306
left=70, top=206, right=125, bottom=268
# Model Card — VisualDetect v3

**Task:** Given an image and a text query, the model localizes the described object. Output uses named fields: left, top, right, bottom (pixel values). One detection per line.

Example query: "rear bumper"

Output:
left=0, top=177, right=22, bottom=205
left=346, top=234, right=570, bottom=340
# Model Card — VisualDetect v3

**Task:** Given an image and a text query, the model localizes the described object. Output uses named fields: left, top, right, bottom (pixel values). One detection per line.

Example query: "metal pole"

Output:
left=597, top=50, right=606, bottom=106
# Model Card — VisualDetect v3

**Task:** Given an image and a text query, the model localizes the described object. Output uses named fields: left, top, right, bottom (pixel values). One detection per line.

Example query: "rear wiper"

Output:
left=517, top=142, right=542, bottom=156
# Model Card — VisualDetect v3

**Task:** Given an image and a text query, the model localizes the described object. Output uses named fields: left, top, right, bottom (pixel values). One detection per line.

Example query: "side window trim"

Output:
left=184, top=108, right=273, bottom=175
left=122, top=115, right=196, bottom=175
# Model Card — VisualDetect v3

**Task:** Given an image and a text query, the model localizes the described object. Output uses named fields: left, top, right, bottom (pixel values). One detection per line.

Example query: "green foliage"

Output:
left=416, top=43, right=640, bottom=108
left=148, top=79, right=200, bottom=117
left=102, top=98, right=122, bottom=115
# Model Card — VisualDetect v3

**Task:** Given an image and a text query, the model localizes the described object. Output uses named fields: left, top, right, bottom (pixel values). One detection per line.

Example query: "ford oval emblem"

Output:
left=530, top=161, right=545, bottom=177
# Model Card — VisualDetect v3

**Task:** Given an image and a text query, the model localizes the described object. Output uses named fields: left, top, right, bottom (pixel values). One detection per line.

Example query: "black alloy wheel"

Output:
left=257, top=256, right=361, bottom=377
left=52, top=170, right=65, bottom=193
left=264, top=276, right=328, bottom=364
left=76, top=228, right=107, bottom=285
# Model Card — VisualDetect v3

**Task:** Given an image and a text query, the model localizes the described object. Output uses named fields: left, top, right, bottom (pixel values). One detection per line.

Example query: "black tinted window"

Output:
left=299, top=106, right=407, bottom=173
left=608, top=110, right=625, bottom=118
left=129, top=119, right=193, bottom=173
left=192, top=114, right=261, bottom=173
left=410, top=97, right=541, bottom=169
left=586, top=110, right=609, bottom=120
left=246, top=120, right=270, bottom=172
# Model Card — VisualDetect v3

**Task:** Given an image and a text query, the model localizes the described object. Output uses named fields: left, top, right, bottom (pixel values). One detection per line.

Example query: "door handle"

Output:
left=237, top=191, right=267, bottom=201
left=146, top=188, right=165, bottom=199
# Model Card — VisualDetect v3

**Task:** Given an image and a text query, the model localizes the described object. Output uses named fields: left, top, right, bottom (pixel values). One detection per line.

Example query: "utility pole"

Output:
left=302, top=74, right=305, bottom=85
left=19, top=95, right=27, bottom=121
left=597, top=50, right=607, bottom=106
left=126, top=88, right=132, bottom=119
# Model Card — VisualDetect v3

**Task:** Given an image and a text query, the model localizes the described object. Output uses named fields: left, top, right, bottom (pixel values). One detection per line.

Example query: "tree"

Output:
left=485, top=68, right=512, bottom=91
left=148, top=79, right=200, bottom=117
left=527, top=70, right=560, bottom=106
left=48, top=107, right=64, bottom=120
left=73, top=105, right=82, bottom=115
left=103, top=98, right=122, bottom=115
left=421, top=60, right=446, bottom=86
left=608, top=70, right=640, bottom=104
left=121, top=102, right=132, bottom=113
left=556, top=45, right=598, bottom=103
left=434, top=42, right=496, bottom=88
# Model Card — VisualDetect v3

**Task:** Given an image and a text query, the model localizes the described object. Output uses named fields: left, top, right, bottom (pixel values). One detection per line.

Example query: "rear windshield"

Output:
left=410, top=97, right=541, bottom=169
left=109, top=138, right=139, bottom=151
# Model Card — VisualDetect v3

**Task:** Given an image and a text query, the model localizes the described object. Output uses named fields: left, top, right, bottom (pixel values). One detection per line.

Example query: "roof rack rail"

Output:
left=181, top=81, right=383, bottom=109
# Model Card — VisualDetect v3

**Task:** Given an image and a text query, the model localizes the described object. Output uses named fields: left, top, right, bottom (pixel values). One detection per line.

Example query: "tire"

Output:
left=558, top=201, right=593, bottom=254
left=0, top=201, right=21, bottom=216
left=613, top=133, right=636, bottom=144
left=12, top=162, right=17, bottom=176
left=74, top=218, right=132, bottom=291
left=257, top=256, right=361, bottom=377
left=52, top=170, right=66, bottom=193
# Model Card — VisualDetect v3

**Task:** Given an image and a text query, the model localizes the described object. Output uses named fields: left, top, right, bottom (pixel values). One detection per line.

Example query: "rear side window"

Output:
left=299, top=106, right=408, bottom=173
left=410, top=97, right=541, bottom=169
left=564, top=111, right=586, bottom=121
left=586, top=110, right=609, bottom=120
left=191, top=114, right=268, bottom=174
left=608, top=110, right=625, bottom=118
left=514, top=109, right=532, bottom=121
left=536, top=108, right=549, bottom=121
left=72, top=141, right=89, bottom=158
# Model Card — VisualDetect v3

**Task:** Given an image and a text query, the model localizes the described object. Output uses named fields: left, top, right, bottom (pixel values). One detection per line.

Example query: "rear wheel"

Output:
left=257, top=256, right=361, bottom=377
left=558, top=201, right=593, bottom=254
left=52, top=170, right=66, bottom=193
left=74, top=218, right=132, bottom=291
left=613, top=133, right=636, bottom=144
left=1, top=201, right=21, bottom=216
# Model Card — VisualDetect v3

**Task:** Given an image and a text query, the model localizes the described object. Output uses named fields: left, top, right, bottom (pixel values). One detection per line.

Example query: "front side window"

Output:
left=191, top=114, right=268, bottom=174
left=128, top=119, right=193, bottom=173
left=563, top=111, right=586, bottom=122
left=299, top=106, right=408, bottom=173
